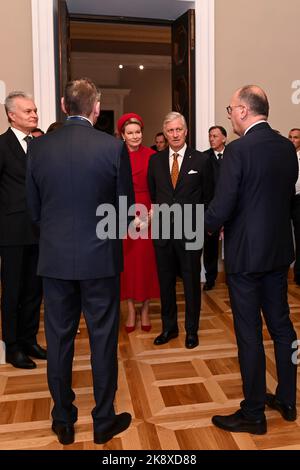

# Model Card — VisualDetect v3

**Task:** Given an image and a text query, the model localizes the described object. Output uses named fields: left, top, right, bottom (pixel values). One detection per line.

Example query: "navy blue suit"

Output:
left=26, top=118, right=134, bottom=431
left=205, top=122, right=298, bottom=419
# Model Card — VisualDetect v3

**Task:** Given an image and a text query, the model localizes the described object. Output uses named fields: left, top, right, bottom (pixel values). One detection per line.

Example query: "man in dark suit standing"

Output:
left=27, top=78, right=134, bottom=445
left=205, top=85, right=298, bottom=434
left=203, top=125, right=227, bottom=291
left=148, top=112, right=213, bottom=349
left=288, top=128, right=300, bottom=285
left=0, top=91, right=45, bottom=369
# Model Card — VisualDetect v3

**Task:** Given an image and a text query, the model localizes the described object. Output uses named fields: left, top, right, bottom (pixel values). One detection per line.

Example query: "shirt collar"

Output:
left=244, top=120, right=267, bottom=135
left=67, top=115, right=93, bottom=126
left=213, top=147, right=225, bottom=158
left=169, top=143, right=187, bottom=159
left=10, top=127, right=31, bottom=142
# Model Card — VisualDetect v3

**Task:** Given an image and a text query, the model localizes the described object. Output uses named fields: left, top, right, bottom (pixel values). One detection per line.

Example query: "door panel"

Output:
left=57, top=0, right=71, bottom=120
left=172, top=10, right=195, bottom=147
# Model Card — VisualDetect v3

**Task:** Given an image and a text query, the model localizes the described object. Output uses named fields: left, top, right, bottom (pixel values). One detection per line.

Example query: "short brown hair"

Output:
left=63, top=78, right=101, bottom=117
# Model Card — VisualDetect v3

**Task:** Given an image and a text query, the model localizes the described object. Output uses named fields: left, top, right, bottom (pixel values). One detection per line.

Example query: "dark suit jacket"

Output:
left=147, top=146, right=214, bottom=247
left=205, top=122, right=298, bottom=273
left=0, top=128, right=39, bottom=245
left=26, top=119, right=134, bottom=280
left=203, top=147, right=223, bottom=195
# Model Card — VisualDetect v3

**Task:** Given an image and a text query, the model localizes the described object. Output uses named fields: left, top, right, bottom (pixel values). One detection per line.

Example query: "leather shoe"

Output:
left=23, top=344, right=47, bottom=360
left=154, top=330, right=178, bottom=345
left=266, top=393, right=297, bottom=421
left=203, top=282, right=214, bottom=291
left=94, top=412, right=132, bottom=444
left=6, top=350, right=36, bottom=369
left=185, top=334, right=199, bottom=349
left=52, top=422, right=75, bottom=445
left=212, top=409, right=267, bottom=434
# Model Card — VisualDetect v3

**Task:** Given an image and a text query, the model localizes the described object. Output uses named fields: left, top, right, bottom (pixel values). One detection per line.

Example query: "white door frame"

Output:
left=31, top=0, right=56, bottom=132
left=31, top=0, right=215, bottom=146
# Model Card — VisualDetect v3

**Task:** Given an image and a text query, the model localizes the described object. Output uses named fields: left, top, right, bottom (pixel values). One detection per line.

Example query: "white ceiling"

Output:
left=66, top=0, right=195, bottom=21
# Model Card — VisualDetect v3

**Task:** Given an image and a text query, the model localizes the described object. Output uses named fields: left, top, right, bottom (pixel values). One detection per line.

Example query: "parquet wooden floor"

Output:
left=0, top=280, right=299, bottom=450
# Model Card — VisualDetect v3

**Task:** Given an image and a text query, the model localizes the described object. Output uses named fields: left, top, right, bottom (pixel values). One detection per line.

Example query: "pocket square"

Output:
left=188, top=169, right=198, bottom=174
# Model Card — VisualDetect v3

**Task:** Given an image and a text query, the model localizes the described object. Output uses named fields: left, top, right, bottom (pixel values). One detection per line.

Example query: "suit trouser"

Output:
left=0, top=245, right=42, bottom=352
left=203, top=231, right=219, bottom=285
left=292, top=195, right=300, bottom=281
left=154, top=240, right=201, bottom=334
left=227, top=268, right=297, bottom=420
left=43, top=276, right=120, bottom=433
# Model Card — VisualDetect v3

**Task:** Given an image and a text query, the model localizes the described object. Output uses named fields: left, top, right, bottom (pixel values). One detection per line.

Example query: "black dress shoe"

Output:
left=185, top=334, right=199, bottom=349
left=6, top=350, right=36, bottom=369
left=266, top=393, right=297, bottom=421
left=94, top=412, right=132, bottom=444
left=52, top=422, right=75, bottom=445
left=153, top=330, right=179, bottom=345
left=203, top=282, right=214, bottom=291
left=212, top=409, right=267, bottom=435
left=23, top=344, right=47, bottom=360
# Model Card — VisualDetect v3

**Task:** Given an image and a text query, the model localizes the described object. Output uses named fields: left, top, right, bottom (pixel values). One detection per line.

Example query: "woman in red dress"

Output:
left=117, top=113, right=160, bottom=332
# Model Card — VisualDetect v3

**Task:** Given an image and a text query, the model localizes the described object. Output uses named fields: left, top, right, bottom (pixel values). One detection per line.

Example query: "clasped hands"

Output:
left=133, top=208, right=154, bottom=230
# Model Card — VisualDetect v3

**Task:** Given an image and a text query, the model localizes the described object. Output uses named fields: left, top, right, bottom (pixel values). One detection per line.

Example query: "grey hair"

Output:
left=163, top=111, right=187, bottom=131
left=5, top=91, right=33, bottom=119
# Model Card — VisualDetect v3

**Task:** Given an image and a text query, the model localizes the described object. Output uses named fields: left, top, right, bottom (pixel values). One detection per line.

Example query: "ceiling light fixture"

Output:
left=139, top=65, right=144, bottom=70
left=119, top=64, right=124, bottom=69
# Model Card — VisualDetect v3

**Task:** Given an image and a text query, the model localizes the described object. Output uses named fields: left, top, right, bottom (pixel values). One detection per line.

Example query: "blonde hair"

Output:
left=121, top=118, right=143, bottom=133
left=163, top=112, right=187, bottom=131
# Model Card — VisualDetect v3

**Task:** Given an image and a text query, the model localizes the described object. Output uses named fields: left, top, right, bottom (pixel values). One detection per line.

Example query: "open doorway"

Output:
left=70, top=20, right=172, bottom=147
left=57, top=0, right=195, bottom=146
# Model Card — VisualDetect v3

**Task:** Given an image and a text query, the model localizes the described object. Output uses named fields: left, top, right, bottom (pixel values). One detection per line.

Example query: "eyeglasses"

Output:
left=226, top=105, right=244, bottom=115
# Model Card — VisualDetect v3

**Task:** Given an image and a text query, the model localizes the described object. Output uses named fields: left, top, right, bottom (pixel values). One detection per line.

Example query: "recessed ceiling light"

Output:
left=119, top=64, right=124, bottom=69
left=139, top=65, right=144, bottom=70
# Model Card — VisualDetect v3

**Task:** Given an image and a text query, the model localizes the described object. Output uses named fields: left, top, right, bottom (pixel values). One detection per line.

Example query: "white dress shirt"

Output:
left=214, top=148, right=225, bottom=159
left=295, top=150, right=300, bottom=195
left=10, top=127, right=32, bottom=153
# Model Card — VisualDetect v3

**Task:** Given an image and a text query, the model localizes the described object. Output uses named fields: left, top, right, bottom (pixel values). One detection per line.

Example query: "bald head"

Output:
left=228, top=85, right=269, bottom=136
left=237, top=85, right=269, bottom=118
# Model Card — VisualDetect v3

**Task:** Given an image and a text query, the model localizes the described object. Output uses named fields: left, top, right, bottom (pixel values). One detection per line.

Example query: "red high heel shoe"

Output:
left=125, top=310, right=136, bottom=333
left=125, top=324, right=136, bottom=333
left=141, top=323, right=152, bottom=332
left=140, top=309, right=151, bottom=332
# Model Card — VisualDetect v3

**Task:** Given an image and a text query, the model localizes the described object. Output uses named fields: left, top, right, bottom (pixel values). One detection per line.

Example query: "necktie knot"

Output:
left=217, top=152, right=223, bottom=160
left=24, top=135, right=33, bottom=145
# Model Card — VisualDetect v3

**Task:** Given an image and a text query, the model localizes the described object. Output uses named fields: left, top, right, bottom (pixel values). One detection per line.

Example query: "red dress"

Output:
left=121, top=145, right=160, bottom=302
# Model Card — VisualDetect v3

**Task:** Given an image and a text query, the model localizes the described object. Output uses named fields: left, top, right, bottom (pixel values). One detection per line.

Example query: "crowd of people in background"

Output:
left=0, top=79, right=298, bottom=444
